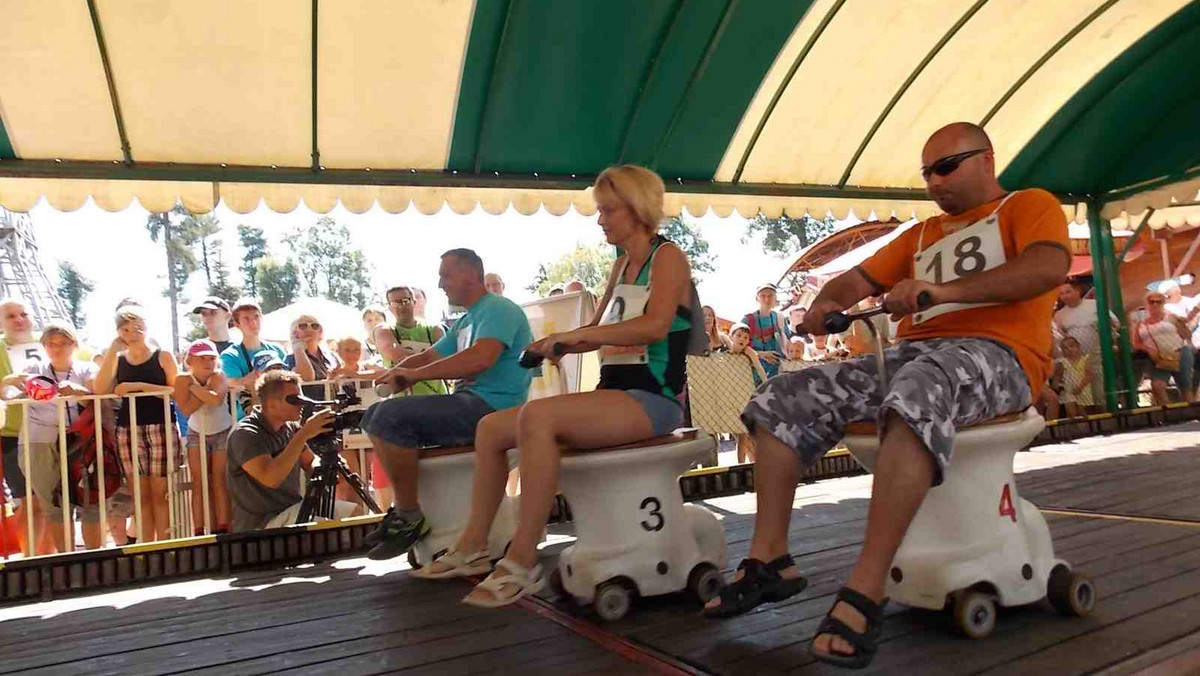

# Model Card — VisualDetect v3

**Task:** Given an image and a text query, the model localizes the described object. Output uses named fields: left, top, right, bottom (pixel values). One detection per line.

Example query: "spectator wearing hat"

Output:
left=192, top=297, right=234, bottom=354
left=174, top=339, right=232, bottom=535
left=742, top=283, right=789, bottom=378
left=2, top=322, right=100, bottom=553
left=220, top=299, right=288, bottom=420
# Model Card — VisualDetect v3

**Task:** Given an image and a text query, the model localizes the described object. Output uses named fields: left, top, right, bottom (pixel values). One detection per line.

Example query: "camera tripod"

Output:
left=297, top=443, right=381, bottom=523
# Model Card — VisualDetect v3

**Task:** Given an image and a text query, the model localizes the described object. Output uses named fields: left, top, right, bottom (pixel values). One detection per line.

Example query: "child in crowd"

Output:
left=728, top=323, right=767, bottom=463
left=331, top=336, right=383, bottom=382
left=786, top=335, right=807, bottom=361
left=1058, top=335, right=1093, bottom=417
left=174, top=340, right=232, bottom=535
left=3, top=322, right=100, bottom=553
left=95, top=306, right=179, bottom=542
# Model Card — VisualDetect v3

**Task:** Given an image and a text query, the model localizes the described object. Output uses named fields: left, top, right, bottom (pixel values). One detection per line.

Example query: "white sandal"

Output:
left=461, top=557, right=545, bottom=608
left=409, top=547, right=493, bottom=580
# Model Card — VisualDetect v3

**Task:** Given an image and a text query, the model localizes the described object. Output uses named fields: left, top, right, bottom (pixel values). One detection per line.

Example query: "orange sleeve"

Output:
left=858, top=225, right=920, bottom=291
left=1007, top=189, right=1070, bottom=255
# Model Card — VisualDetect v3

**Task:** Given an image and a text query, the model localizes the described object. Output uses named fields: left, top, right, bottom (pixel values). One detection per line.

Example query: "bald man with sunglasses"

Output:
left=707, top=122, right=1071, bottom=669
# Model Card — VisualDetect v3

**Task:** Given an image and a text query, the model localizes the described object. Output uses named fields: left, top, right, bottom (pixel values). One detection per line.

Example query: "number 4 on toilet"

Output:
left=998, top=483, right=1017, bottom=522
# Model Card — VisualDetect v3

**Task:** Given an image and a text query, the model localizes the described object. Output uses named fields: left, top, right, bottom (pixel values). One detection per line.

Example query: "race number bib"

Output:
left=598, top=284, right=650, bottom=365
left=911, top=213, right=1007, bottom=324
left=399, top=339, right=429, bottom=357
left=7, top=342, right=46, bottom=368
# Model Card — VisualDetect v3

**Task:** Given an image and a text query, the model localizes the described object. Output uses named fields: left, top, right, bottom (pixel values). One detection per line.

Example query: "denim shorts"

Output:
left=625, top=389, right=685, bottom=437
left=361, top=391, right=494, bottom=449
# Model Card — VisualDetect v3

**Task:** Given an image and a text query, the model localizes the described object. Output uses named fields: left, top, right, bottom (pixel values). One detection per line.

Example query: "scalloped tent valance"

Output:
left=0, top=0, right=1197, bottom=227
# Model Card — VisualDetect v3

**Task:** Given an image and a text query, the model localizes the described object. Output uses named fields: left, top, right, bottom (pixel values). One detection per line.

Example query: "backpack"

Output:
left=55, top=405, right=122, bottom=511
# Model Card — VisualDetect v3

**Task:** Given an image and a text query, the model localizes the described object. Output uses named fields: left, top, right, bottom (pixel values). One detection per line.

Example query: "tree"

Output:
left=661, top=216, right=717, bottom=279
left=527, top=244, right=615, bottom=297
left=189, top=214, right=222, bottom=286
left=286, top=217, right=377, bottom=308
left=207, top=239, right=241, bottom=302
left=743, top=213, right=838, bottom=258
left=56, top=261, right=94, bottom=330
left=255, top=257, right=302, bottom=314
left=238, top=224, right=268, bottom=297
left=145, top=204, right=202, bottom=353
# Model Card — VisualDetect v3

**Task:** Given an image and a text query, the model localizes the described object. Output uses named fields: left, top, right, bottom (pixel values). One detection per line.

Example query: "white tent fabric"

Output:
left=259, top=297, right=369, bottom=345
left=809, top=221, right=918, bottom=278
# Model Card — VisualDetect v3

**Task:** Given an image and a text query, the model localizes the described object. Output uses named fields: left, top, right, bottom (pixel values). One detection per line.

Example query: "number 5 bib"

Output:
left=912, top=192, right=1017, bottom=325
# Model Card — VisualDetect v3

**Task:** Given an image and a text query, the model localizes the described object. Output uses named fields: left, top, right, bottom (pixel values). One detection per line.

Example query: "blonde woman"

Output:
left=95, top=306, right=179, bottom=541
left=419, top=166, right=695, bottom=607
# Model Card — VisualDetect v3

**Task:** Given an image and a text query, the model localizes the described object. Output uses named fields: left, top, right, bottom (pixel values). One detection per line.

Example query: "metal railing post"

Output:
left=57, top=401, right=71, bottom=550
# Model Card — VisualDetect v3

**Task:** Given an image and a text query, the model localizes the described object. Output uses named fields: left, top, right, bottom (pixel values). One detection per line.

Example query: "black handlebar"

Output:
left=822, top=291, right=932, bottom=334
left=518, top=342, right=567, bottom=369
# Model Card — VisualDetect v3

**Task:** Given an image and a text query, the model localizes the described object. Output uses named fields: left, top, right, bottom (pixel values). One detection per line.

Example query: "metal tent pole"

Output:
left=1086, top=199, right=1119, bottom=412
left=1094, top=200, right=1137, bottom=409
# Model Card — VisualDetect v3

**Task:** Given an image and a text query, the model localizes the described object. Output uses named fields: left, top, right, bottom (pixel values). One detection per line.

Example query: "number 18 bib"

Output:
left=911, top=192, right=1016, bottom=325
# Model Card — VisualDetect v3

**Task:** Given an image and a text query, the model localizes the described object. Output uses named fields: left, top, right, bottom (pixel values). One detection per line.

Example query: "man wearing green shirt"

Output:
left=0, top=298, right=45, bottom=550
left=374, top=286, right=447, bottom=396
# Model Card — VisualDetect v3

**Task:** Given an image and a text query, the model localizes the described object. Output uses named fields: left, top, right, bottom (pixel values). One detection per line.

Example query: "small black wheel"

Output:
left=1048, top=564, right=1096, bottom=617
left=687, top=563, right=723, bottom=604
left=953, top=590, right=997, bottom=639
left=594, top=579, right=633, bottom=622
left=407, top=549, right=419, bottom=570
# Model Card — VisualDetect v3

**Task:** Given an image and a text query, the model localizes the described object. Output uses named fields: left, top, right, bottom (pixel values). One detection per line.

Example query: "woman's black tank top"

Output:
left=116, top=350, right=169, bottom=426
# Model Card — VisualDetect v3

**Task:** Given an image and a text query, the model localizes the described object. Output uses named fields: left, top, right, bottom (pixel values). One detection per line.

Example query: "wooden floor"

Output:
left=2, top=422, right=1200, bottom=675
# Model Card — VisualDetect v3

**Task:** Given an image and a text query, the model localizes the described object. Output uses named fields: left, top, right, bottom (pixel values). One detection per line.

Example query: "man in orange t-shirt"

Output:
left=704, top=122, right=1071, bottom=669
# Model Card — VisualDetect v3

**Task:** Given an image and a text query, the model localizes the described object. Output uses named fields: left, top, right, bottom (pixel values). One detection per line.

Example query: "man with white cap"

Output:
left=192, top=296, right=234, bottom=354
left=742, top=283, right=789, bottom=378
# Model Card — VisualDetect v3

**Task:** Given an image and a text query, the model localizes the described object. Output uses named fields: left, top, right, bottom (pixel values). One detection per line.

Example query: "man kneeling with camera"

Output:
left=227, top=369, right=360, bottom=531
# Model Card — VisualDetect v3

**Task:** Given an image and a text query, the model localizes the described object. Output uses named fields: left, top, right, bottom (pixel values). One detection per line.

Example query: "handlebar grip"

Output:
left=518, top=342, right=566, bottom=369
left=917, top=291, right=933, bottom=309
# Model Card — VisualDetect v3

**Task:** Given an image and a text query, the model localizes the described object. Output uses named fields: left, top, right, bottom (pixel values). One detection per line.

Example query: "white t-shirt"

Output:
left=20, top=360, right=99, bottom=444
left=1055, top=300, right=1116, bottom=359
left=1165, top=296, right=1200, bottom=348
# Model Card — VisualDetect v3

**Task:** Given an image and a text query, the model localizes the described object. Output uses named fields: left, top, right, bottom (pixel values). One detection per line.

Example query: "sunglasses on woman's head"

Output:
left=921, top=148, right=988, bottom=181
left=296, top=321, right=321, bottom=330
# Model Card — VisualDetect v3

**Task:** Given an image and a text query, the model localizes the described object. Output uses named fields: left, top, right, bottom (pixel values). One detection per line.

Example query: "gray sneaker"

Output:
left=366, top=513, right=431, bottom=560
left=364, top=506, right=398, bottom=547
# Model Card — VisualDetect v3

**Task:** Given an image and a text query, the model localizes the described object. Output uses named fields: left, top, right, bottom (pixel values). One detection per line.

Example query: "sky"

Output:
left=27, top=197, right=855, bottom=349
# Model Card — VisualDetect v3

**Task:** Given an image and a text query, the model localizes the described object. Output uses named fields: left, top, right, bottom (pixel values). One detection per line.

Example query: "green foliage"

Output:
left=743, top=213, right=838, bottom=258
left=237, top=224, right=268, bottom=296
left=527, top=244, right=616, bottom=297
left=56, top=261, right=94, bottom=330
left=660, top=216, right=717, bottom=279
left=145, top=205, right=198, bottom=293
left=207, top=239, right=241, bottom=302
left=286, top=217, right=377, bottom=308
left=255, top=257, right=302, bottom=314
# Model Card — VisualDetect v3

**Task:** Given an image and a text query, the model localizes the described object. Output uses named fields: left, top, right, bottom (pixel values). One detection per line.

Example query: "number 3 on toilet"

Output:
left=640, top=497, right=664, bottom=532
left=998, top=483, right=1017, bottom=523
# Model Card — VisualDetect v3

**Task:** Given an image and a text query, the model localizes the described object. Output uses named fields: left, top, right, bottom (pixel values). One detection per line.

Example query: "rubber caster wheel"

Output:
left=594, top=580, right=633, bottom=622
left=688, top=563, right=723, bottom=604
left=1048, top=564, right=1096, bottom=617
left=953, top=590, right=997, bottom=639
left=407, top=549, right=419, bottom=570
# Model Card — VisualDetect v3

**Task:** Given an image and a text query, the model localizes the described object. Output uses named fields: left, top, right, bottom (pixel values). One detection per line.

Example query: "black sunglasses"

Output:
left=296, top=321, right=321, bottom=330
left=921, top=148, right=988, bottom=181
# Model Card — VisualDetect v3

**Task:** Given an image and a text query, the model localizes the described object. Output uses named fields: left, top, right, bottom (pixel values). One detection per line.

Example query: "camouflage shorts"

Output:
left=741, top=338, right=1032, bottom=481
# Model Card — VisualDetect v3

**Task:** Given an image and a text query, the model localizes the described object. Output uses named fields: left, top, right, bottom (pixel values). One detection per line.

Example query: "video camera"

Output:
left=286, top=391, right=364, bottom=456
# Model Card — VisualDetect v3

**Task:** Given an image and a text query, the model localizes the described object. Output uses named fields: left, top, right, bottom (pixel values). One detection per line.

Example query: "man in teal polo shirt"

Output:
left=361, top=248, right=532, bottom=560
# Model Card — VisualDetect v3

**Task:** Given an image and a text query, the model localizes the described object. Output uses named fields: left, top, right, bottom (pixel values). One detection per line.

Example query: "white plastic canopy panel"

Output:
left=96, top=0, right=311, bottom=166
left=316, top=0, right=474, bottom=170
left=0, top=0, right=122, bottom=161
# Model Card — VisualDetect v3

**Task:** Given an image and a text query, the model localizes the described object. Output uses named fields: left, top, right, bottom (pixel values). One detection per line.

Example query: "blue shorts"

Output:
left=362, top=391, right=494, bottom=449
left=624, top=389, right=685, bottom=437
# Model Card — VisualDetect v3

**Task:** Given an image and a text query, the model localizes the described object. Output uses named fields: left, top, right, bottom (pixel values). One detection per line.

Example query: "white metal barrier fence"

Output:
left=0, top=377, right=381, bottom=559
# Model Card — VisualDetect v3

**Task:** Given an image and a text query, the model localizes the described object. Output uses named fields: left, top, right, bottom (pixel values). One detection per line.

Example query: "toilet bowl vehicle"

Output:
left=826, top=299, right=1095, bottom=638
left=550, top=430, right=727, bottom=622
left=407, top=446, right=521, bottom=569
